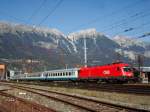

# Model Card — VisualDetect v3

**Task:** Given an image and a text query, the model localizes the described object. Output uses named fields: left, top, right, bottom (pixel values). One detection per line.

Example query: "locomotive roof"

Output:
left=80, top=62, right=129, bottom=69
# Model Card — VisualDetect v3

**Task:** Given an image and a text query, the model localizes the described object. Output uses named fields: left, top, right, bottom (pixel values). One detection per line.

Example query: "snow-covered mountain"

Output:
left=0, top=22, right=150, bottom=70
left=113, top=35, right=147, bottom=48
left=68, top=28, right=102, bottom=41
left=113, top=35, right=150, bottom=60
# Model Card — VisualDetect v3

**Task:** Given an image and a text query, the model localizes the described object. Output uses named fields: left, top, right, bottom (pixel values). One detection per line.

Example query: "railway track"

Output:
left=1, top=82, right=149, bottom=112
left=8, top=81, right=150, bottom=95
left=0, top=90, right=56, bottom=112
left=87, top=83, right=150, bottom=95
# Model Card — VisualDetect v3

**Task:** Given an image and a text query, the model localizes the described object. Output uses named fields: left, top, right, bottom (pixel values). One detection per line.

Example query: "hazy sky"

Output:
left=0, top=0, right=150, bottom=41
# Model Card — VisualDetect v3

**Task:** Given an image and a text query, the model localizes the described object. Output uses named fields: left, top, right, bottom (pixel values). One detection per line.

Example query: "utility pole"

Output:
left=84, top=36, right=87, bottom=67
left=138, top=55, right=143, bottom=67
left=137, top=54, right=144, bottom=79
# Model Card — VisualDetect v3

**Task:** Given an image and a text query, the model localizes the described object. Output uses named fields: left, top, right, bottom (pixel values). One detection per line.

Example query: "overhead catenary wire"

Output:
left=101, top=9, right=150, bottom=33
left=136, top=32, right=150, bottom=39
left=91, top=3, right=150, bottom=39
left=109, top=8, right=150, bottom=37
left=113, top=16, right=150, bottom=37
left=69, top=0, right=143, bottom=33
left=0, top=10, right=27, bottom=23
left=38, top=0, right=63, bottom=26
left=67, top=0, right=150, bottom=41
left=27, top=0, right=47, bottom=23
left=0, top=0, right=149, bottom=41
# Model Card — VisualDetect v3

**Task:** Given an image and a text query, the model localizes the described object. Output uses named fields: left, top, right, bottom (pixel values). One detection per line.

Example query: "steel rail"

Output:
left=4, top=83, right=149, bottom=112
left=0, top=91, right=56, bottom=112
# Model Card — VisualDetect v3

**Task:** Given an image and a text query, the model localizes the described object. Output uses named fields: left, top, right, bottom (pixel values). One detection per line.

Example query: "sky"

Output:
left=0, top=0, right=150, bottom=41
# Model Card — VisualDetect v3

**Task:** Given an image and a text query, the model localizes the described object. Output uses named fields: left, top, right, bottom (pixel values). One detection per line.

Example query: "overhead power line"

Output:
left=38, top=0, right=63, bottom=26
left=101, top=10, right=150, bottom=33
left=137, top=32, right=150, bottom=39
left=27, top=0, right=47, bottom=23
left=0, top=10, right=27, bottom=23
left=69, top=0, right=142, bottom=32
left=115, top=15, right=150, bottom=36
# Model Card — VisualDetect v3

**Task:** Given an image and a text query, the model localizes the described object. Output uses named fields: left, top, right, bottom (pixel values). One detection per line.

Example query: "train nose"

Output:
left=127, top=72, right=133, bottom=77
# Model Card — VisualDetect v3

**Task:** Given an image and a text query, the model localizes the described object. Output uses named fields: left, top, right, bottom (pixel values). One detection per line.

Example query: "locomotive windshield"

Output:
left=123, top=66, right=132, bottom=72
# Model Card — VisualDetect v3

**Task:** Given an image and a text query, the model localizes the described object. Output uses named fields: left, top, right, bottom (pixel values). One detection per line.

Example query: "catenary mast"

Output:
left=84, top=36, right=87, bottom=67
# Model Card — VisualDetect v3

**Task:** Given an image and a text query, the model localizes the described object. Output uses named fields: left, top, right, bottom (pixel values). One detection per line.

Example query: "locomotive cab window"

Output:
left=123, top=67, right=132, bottom=72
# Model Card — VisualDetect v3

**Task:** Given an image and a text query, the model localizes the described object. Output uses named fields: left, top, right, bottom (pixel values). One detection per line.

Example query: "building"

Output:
left=140, top=67, right=150, bottom=83
left=0, top=64, right=6, bottom=80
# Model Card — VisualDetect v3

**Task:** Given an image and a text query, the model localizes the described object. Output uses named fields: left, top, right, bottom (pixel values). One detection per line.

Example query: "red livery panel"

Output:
left=78, top=62, right=133, bottom=81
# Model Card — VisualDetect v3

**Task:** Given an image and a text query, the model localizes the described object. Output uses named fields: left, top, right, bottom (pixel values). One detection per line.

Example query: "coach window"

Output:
left=66, top=72, right=68, bottom=76
left=69, top=72, right=71, bottom=76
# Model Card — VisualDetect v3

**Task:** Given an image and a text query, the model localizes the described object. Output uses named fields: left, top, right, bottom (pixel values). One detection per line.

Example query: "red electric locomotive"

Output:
left=78, top=62, right=133, bottom=82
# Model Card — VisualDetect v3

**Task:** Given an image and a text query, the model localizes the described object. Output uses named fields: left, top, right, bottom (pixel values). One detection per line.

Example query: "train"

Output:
left=10, top=62, right=134, bottom=83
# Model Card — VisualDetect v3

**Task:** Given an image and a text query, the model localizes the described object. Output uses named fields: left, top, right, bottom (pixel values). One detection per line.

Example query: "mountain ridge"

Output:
left=0, top=21, right=149, bottom=71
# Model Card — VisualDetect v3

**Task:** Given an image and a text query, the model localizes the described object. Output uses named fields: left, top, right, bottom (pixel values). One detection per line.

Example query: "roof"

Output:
left=141, top=67, right=150, bottom=72
left=0, top=64, right=5, bottom=69
left=135, top=67, right=150, bottom=72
